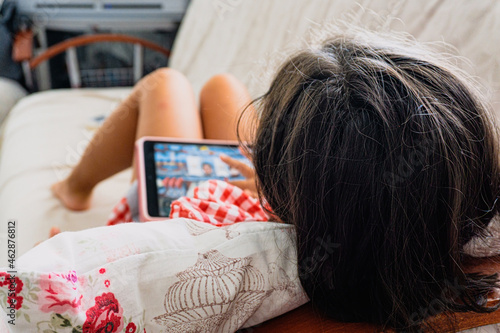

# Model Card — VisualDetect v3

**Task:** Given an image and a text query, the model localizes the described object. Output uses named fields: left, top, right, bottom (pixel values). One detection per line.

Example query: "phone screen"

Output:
left=144, top=141, right=249, bottom=217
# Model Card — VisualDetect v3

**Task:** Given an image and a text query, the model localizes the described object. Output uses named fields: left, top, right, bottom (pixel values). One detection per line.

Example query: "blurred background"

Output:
left=0, top=0, right=190, bottom=90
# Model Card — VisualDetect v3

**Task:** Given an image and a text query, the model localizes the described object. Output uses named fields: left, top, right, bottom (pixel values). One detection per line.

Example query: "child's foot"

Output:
left=34, top=226, right=61, bottom=247
left=49, top=226, right=60, bottom=237
left=51, top=180, right=92, bottom=211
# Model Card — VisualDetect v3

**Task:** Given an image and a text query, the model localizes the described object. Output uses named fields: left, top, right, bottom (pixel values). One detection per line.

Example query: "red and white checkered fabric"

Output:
left=106, top=180, right=268, bottom=226
left=170, top=180, right=268, bottom=226
left=107, top=197, right=133, bottom=226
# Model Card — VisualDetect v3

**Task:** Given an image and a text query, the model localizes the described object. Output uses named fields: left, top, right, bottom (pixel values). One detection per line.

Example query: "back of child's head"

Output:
left=250, top=30, right=500, bottom=331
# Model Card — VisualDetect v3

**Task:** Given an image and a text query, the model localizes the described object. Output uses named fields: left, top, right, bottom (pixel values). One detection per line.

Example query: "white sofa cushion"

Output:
left=0, top=88, right=133, bottom=259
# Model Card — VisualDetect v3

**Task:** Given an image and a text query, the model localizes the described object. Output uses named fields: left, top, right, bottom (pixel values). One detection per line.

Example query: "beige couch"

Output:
left=0, top=0, right=499, bottom=330
left=0, top=78, right=26, bottom=125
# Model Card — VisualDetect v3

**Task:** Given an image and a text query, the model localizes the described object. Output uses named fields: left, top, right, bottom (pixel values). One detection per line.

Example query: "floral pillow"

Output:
left=0, top=219, right=308, bottom=332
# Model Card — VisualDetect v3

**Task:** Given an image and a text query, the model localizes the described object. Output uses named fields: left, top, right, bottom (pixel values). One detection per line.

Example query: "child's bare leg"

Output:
left=130, top=69, right=203, bottom=180
left=52, top=68, right=202, bottom=210
left=200, top=74, right=257, bottom=196
left=199, top=73, right=256, bottom=141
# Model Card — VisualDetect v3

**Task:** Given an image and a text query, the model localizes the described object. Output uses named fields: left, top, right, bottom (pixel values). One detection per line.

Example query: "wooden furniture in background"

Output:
left=18, top=33, right=171, bottom=90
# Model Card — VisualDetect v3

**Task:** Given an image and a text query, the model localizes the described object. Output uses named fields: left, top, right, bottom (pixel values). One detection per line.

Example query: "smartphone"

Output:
left=135, top=136, right=250, bottom=221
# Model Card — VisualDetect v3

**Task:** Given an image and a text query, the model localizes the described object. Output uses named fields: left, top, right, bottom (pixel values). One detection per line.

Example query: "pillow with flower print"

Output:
left=0, top=219, right=309, bottom=332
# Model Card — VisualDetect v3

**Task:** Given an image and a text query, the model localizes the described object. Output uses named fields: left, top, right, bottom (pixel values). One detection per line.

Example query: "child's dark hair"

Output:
left=247, top=31, right=500, bottom=331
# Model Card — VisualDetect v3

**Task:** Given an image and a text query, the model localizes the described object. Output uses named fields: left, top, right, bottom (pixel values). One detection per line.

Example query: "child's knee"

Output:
left=138, top=68, right=189, bottom=93
left=201, top=73, right=240, bottom=100
left=149, top=68, right=185, bottom=81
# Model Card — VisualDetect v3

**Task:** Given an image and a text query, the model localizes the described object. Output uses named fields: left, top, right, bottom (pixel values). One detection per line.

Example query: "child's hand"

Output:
left=219, top=154, right=258, bottom=198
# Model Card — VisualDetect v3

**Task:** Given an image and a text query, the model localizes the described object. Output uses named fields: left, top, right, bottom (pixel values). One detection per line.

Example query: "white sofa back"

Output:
left=170, top=0, right=500, bottom=117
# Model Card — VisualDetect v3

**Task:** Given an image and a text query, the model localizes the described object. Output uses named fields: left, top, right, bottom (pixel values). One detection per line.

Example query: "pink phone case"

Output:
left=135, top=136, right=242, bottom=222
